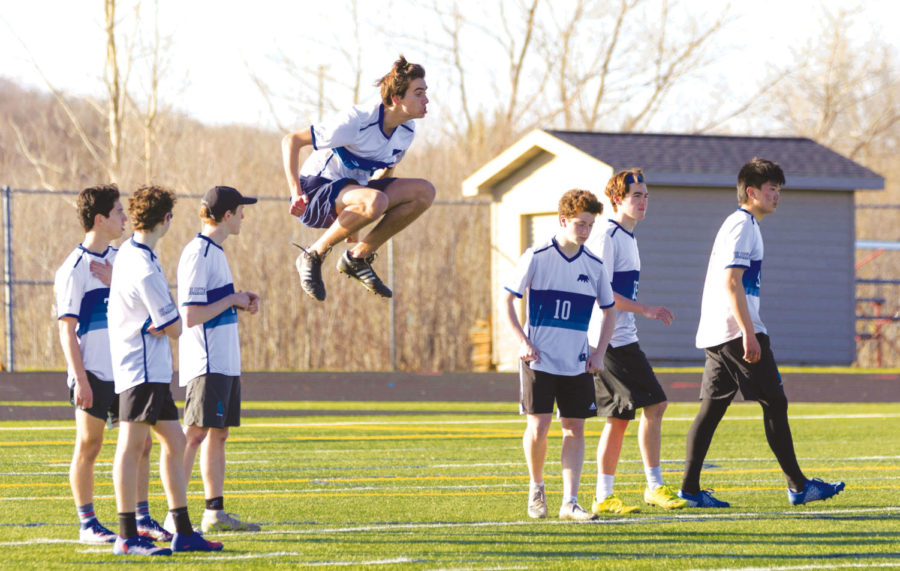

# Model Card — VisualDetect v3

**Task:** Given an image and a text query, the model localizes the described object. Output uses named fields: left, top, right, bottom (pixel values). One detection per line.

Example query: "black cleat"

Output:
left=293, top=244, right=329, bottom=301
left=336, top=251, right=392, bottom=298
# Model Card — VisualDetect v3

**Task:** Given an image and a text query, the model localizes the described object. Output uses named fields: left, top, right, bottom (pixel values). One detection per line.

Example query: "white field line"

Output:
left=4, top=505, right=899, bottom=546
left=74, top=546, right=421, bottom=565
left=3, top=412, right=899, bottom=431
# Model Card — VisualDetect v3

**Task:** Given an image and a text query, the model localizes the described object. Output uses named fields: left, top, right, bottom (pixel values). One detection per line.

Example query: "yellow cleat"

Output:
left=644, top=484, right=689, bottom=509
left=591, top=494, right=641, bottom=515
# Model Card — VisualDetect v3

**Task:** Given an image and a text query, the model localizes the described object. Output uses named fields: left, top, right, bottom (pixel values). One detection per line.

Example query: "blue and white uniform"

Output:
left=54, top=245, right=117, bottom=387
left=177, top=234, right=241, bottom=385
left=587, top=220, right=640, bottom=348
left=695, top=208, right=766, bottom=349
left=505, top=238, right=615, bottom=377
left=108, top=238, right=180, bottom=394
left=301, top=102, right=415, bottom=186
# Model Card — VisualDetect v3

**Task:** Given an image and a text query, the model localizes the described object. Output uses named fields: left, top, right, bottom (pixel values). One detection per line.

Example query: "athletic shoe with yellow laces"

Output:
left=644, top=484, right=689, bottom=509
left=591, top=494, right=641, bottom=515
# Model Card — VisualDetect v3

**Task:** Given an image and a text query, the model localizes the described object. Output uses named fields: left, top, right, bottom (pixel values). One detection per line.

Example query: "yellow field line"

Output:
left=1, top=465, right=896, bottom=488
left=4, top=483, right=899, bottom=502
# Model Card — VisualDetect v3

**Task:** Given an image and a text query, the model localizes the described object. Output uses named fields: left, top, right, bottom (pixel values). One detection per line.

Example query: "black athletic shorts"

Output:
left=118, top=383, right=179, bottom=424
left=519, top=364, right=597, bottom=419
left=594, top=342, right=667, bottom=420
left=69, top=371, right=118, bottom=426
left=700, top=333, right=786, bottom=402
left=183, top=373, right=241, bottom=429
left=297, top=175, right=397, bottom=229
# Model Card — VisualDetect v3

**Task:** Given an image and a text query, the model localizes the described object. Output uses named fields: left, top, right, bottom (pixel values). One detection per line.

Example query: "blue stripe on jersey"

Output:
left=528, top=289, right=595, bottom=332
left=76, top=288, right=110, bottom=337
left=611, top=270, right=640, bottom=301
left=743, top=260, right=762, bottom=297
left=204, top=284, right=238, bottom=330
left=333, top=147, right=393, bottom=174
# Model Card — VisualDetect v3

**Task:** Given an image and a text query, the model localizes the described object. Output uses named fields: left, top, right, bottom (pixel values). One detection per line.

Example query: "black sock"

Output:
left=681, top=398, right=731, bottom=495
left=759, top=397, right=806, bottom=491
left=205, top=496, right=224, bottom=511
left=169, top=506, right=193, bottom=536
left=118, top=512, right=138, bottom=539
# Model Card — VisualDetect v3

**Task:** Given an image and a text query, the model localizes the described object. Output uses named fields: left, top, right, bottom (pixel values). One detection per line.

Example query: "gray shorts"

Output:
left=183, top=373, right=241, bottom=428
left=594, top=342, right=667, bottom=420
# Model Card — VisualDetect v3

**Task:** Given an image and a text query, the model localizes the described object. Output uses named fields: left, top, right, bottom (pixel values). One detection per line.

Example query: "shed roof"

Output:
left=546, top=130, right=884, bottom=190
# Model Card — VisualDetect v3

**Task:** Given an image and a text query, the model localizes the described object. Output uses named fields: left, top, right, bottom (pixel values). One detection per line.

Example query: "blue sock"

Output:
left=135, top=501, right=150, bottom=520
left=77, top=503, right=96, bottom=527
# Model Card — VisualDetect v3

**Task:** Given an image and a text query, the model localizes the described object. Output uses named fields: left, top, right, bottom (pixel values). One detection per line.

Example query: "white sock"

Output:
left=645, top=465, right=664, bottom=490
left=563, top=495, right=578, bottom=506
left=596, top=474, right=614, bottom=500
left=530, top=480, right=544, bottom=491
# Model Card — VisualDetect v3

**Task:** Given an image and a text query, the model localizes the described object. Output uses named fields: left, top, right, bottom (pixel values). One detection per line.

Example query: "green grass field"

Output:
left=1, top=401, right=898, bottom=569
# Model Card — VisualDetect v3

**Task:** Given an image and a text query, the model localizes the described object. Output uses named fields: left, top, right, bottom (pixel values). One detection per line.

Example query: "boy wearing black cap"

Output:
left=173, top=185, right=262, bottom=533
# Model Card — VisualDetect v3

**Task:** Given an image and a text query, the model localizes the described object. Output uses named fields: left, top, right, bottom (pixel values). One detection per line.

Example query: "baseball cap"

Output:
left=202, top=186, right=257, bottom=219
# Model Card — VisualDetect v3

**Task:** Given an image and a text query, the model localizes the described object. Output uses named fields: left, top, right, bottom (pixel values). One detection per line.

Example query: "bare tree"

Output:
left=768, top=7, right=899, bottom=162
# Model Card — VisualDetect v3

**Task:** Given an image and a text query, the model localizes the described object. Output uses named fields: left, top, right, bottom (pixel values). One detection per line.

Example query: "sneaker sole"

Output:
left=337, top=267, right=392, bottom=298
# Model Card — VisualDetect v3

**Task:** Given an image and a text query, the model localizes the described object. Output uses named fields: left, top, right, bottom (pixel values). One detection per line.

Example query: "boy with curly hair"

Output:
left=503, top=189, right=616, bottom=521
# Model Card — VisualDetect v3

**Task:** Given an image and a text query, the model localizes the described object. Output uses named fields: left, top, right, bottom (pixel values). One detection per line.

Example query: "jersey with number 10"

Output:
left=505, top=238, right=615, bottom=376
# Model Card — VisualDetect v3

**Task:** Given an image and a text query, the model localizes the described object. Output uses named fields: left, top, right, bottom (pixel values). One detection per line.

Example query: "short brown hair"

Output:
left=376, top=55, right=425, bottom=106
left=605, top=169, right=644, bottom=213
left=77, top=184, right=120, bottom=231
left=128, top=185, right=176, bottom=231
left=558, top=189, right=603, bottom=219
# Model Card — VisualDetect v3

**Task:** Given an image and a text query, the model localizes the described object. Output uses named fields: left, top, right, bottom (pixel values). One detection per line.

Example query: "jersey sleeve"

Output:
left=503, top=249, right=535, bottom=298
left=595, top=263, right=615, bottom=309
left=723, top=217, right=755, bottom=269
left=177, top=248, right=208, bottom=307
left=54, top=262, right=83, bottom=320
left=310, top=106, right=362, bottom=150
left=140, top=272, right=180, bottom=331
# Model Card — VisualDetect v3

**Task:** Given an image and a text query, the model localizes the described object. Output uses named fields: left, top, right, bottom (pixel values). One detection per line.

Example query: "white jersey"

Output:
left=587, top=220, right=640, bottom=348
left=54, top=245, right=117, bottom=386
left=108, top=238, right=180, bottom=393
left=301, top=102, right=415, bottom=186
left=696, top=208, right=767, bottom=349
left=177, top=234, right=241, bottom=384
left=505, top=237, right=615, bottom=376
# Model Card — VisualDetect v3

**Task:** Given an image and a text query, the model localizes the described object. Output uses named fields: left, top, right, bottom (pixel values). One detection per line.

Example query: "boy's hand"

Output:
left=89, top=260, right=113, bottom=286
left=586, top=351, right=605, bottom=373
left=519, top=339, right=541, bottom=364
left=642, top=304, right=674, bottom=326
left=290, top=194, right=309, bottom=217
left=743, top=334, right=761, bottom=363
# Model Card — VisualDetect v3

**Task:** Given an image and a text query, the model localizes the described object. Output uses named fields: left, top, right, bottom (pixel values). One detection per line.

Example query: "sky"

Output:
left=2, top=0, right=899, bottom=133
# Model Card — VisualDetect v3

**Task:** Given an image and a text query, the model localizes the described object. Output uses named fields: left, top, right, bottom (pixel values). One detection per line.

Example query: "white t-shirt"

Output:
left=108, top=238, right=180, bottom=393
left=695, top=208, right=767, bottom=349
left=505, top=237, right=615, bottom=376
left=54, top=245, right=117, bottom=386
left=587, top=220, right=640, bottom=348
left=177, top=234, right=241, bottom=384
left=301, top=102, right=416, bottom=186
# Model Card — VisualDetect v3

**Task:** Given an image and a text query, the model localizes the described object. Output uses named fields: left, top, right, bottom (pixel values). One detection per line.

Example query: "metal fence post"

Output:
left=2, top=186, right=14, bottom=372
left=388, top=238, right=395, bottom=371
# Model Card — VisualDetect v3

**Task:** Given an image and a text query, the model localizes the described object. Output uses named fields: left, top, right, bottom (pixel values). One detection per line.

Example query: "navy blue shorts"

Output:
left=297, top=176, right=397, bottom=229
left=519, top=364, right=597, bottom=419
